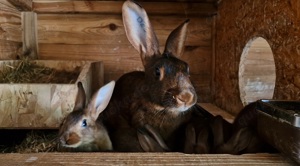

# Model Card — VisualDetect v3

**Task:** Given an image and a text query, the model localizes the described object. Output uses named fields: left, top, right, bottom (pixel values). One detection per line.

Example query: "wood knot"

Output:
left=109, top=23, right=117, bottom=31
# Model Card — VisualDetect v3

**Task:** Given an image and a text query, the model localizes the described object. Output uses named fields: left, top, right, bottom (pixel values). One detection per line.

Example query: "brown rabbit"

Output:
left=137, top=124, right=170, bottom=152
left=58, top=81, right=115, bottom=152
left=183, top=105, right=214, bottom=154
left=101, top=0, right=197, bottom=152
left=211, top=102, right=276, bottom=154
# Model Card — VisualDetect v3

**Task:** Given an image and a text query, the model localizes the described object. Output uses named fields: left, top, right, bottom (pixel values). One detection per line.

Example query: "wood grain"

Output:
left=33, top=1, right=217, bottom=16
left=0, top=0, right=22, bottom=42
left=0, top=152, right=295, bottom=165
left=37, top=14, right=212, bottom=46
left=0, top=60, right=101, bottom=129
left=0, top=40, right=21, bottom=59
left=7, top=0, right=32, bottom=11
left=22, top=12, right=38, bottom=59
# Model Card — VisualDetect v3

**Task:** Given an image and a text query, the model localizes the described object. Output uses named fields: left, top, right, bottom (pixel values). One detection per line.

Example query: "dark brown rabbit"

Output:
left=211, top=102, right=276, bottom=154
left=101, top=0, right=197, bottom=152
left=183, top=105, right=214, bottom=154
left=58, top=81, right=115, bottom=152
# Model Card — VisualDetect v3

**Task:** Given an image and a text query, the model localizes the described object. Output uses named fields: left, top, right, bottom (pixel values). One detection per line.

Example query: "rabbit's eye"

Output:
left=81, top=119, right=87, bottom=127
left=155, top=67, right=161, bottom=77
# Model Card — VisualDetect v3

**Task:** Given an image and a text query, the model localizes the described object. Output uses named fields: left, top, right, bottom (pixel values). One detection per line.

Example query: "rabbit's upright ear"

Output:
left=87, top=81, right=115, bottom=121
left=122, top=0, right=160, bottom=66
left=164, top=19, right=189, bottom=58
left=73, top=82, right=86, bottom=111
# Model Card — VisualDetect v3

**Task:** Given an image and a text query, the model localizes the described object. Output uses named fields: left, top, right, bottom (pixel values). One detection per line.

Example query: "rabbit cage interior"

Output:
left=0, top=0, right=299, bottom=165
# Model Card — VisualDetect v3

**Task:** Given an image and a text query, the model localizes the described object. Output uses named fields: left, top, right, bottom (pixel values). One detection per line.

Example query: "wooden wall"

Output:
left=0, top=0, right=22, bottom=59
left=239, top=37, right=276, bottom=106
left=32, top=1, right=217, bottom=102
left=215, top=0, right=300, bottom=115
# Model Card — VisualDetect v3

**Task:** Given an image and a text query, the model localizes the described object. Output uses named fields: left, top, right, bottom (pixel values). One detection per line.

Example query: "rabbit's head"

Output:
left=122, top=0, right=197, bottom=115
left=58, top=81, right=115, bottom=151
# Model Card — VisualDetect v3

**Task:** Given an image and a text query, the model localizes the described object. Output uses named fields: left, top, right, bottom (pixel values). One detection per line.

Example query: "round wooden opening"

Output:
left=239, top=37, right=276, bottom=106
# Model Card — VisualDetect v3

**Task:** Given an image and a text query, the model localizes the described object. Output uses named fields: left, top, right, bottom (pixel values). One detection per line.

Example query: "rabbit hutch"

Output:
left=0, top=0, right=299, bottom=165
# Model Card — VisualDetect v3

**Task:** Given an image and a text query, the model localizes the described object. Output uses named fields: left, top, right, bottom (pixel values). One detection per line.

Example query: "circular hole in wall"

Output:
left=239, top=37, right=276, bottom=106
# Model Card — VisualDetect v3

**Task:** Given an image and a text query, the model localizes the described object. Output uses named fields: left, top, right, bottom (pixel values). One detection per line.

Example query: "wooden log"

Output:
left=7, top=0, right=32, bottom=11
left=33, top=1, right=217, bottom=16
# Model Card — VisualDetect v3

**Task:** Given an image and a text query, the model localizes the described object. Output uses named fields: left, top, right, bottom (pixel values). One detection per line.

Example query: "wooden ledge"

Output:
left=198, top=103, right=235, bottom=123
left=1, top=152, right=295, bottom=165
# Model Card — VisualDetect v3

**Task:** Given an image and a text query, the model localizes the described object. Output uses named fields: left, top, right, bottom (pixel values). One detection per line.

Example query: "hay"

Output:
left=0, top=130, right=58, bottom=153
left=0, top=58, right=80, bottom=84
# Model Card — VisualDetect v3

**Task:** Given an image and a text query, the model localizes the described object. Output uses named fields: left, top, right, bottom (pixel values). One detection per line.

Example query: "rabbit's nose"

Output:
left=65, top=132, right=80, bottom=145
left=176, top=90, right=196, bottom=106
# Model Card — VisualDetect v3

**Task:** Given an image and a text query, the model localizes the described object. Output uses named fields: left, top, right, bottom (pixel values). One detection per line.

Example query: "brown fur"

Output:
left=101, top=0, right=197, bottom=152
left=58, top=81, right=115, bottom=152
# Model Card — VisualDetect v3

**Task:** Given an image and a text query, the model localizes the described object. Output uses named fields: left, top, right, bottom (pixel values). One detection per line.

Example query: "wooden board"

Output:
left=0, top=0, right=22, bottom=42
left=0, top=153, right=295, bottom=165
left=0, top=60, right=103, bottom=129
left=0, top=0, right=22, bottom=60
left=32, top=1, right=217, bottom=16
left=198, top=103, right=235, bottom=123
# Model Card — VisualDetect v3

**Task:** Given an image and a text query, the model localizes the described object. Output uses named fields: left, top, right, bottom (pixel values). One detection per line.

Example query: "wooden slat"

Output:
left=22, top=12, right=38, bottom=59
left=0, top=40, right=21, bottom=59
left=7, top=0, right=32, bottom=11
left=0, top=153, right=295, bottom=165
left=198, top=103, right=235, bottom=123
left=37, top=14, right=212, bottom=46
left=0, top=0, right=22, bottom=42
left=32, top=1, right=217, bottom=16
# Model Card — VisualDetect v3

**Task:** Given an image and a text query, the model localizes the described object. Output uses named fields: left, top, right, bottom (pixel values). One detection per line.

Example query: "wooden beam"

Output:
left=7, top=0, right=32, bottom=11
left=22, top=12, right=38, bottom=59
left=32, top=1, right=217, bottom=16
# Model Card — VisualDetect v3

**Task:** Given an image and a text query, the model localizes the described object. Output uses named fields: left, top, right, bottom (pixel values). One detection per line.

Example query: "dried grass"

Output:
left=0, top=130, right=58, bottom=153
left=0, top=58, right=80, bottom=84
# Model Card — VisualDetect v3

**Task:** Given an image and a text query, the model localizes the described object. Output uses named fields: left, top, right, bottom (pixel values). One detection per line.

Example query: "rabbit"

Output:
left=137, top=124, right=170, bottom=152
left=183, top=105, right=214, bottom=154
left=211, top=102, right=276, bottom=154
left=101, top=0, right=197, bottom=152
left=58, top=81, right=115, bottom=152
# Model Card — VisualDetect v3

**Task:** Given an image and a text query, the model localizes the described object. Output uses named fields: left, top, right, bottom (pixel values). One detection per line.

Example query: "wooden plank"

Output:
left=7, top=0, right=32, bottom=11
left=32, top=1, right=217, bottom=16
left=198, top=103, right=235, bottom=123
left=0, top=40, right=21, bottom=59
left=0, top=60, right=100, bottom=129
left=21, top=12, right=38, bottom=59
left=0, top=153, right=294, bottom=165
left=37, top=14, right=212, bottom=46
left=0, top=0, right=22, bottom=42
left=38, top=44, right=212, bottom=75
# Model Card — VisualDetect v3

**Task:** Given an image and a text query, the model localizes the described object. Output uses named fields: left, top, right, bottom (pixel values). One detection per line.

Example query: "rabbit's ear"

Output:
left=87, top=81, right=115, bottom=121
left=183, top=123, right=196, bottom=154
left=137, top=127, right=165, bottom=152
left=73, top=82, right=86, bottom=111
left=122, top=0, right=160, bottom=65
left=164, top=19, right=189, bottom=58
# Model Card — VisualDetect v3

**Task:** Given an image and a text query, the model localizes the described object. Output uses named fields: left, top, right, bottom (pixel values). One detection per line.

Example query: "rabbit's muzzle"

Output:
left=60, top=132, right=81, bottom=147
left=166, top=74, right=197, bottom=112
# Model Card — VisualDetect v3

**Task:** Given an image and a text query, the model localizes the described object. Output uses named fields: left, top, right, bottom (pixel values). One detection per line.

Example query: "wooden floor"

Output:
left=0, top=152, right=296, bottom=166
